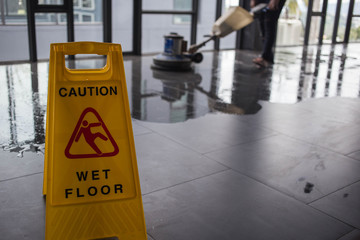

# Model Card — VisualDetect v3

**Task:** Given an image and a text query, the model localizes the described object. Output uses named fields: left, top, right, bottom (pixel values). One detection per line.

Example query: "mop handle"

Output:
left=188, top=35, right=217, bottom=54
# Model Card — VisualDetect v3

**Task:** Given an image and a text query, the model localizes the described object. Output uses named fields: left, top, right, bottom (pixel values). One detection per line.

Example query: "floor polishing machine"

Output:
left=151, top=4, right=267, bottom=71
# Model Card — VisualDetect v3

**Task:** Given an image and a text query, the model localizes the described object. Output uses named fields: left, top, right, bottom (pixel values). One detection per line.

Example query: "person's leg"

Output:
left=259, top=12, right=266, bottom=41
left=260, top=0, right=286, bottom=64
left=261, top=12, right=277, bottom=63
left=253, top=12, right=267, bottom=65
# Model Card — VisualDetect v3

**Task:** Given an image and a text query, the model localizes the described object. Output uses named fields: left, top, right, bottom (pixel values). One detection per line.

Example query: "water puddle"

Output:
left=1, top=44, right=359, bottom=154
left=1, top=143, right=45, bottom=157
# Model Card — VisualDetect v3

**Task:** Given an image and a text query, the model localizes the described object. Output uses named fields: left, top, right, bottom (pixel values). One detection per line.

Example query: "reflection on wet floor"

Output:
left=0, top=44, right=359, bottom=150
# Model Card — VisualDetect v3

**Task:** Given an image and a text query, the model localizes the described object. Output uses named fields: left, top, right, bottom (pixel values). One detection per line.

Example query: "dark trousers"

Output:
left=258, top=0, right=286, bottom=63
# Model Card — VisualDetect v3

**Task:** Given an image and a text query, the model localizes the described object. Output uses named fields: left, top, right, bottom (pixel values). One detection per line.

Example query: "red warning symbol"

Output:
left=65, top=107, right=119, bottom=159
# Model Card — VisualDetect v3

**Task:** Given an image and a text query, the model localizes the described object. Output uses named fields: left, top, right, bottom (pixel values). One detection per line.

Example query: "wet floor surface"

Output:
left=1, top=44, right=360, bottom=239
left=1, top=44, right=360, bottom=149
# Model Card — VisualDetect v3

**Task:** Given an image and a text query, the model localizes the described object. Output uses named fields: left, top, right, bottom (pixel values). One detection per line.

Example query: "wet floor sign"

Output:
left=44, top=42, right=147, bottom=240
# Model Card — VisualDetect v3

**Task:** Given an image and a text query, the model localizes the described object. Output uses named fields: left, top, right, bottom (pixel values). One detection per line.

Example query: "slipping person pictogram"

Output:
left=65, top=107, right=119, bottom=159
left=75, top=120, right=108, bottom=155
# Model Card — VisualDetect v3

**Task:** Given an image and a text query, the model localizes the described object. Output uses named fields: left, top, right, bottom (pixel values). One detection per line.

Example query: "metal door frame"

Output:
left=304, top=0, right=357, bottom=45
left=26, top=0, right=112, bottom=62
left=132, top=0, right=199, bottom=55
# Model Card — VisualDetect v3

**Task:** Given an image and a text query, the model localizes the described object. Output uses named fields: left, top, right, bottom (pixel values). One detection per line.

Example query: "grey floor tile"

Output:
left=0, top=173, right=157, bottom=240
left=314, top=124, right=360, bottom=156
left=135, top=133, right=227, bottom=194
left=138, top=113, right=275, bottom=154
left=338, top=230, right=360, bottom=240
left=0, top=150, right=44, bottom=181
left=205, top=135, right=360, bottom=203
left=248, top=99, right=360, bottom=159
left=310, top=181, right=360, bottom=229
left=257, top=108, right=360, bottom=155
left=143, top=170, right=352, bottom=240
left=242, top=100, right=314, bottom=125
left=147, top=235, right=155, bottom=240
left=132, top=119, right=153, bottom=136
left=296, top=97, right=360, bottom=125
left=0, top=174, right=45, bottom=240
left=348, top=151, right=360, bottom=161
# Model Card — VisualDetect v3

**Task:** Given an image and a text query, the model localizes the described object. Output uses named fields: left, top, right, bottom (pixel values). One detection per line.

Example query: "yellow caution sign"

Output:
left=44, top=42, right=147, bottom=240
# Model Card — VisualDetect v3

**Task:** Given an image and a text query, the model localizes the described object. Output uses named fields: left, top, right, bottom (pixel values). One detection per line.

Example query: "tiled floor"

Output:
left=1, top=43, right=360, bottom=239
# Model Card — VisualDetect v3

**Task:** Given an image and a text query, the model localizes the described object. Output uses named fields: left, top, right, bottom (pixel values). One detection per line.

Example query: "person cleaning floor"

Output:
left=251, top=0, right=287, bottom=67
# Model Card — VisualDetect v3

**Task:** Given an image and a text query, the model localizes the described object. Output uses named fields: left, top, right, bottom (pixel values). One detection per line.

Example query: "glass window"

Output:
left=58, top=13, right=67, bottom=23
left=349, top=18, right=360, bottom=42
left=142, top=14, right=191, bottom=53
left=74, top=0, right=81, bottom=8
left=174, top=0, right=192, bottom=11
left=82, top=0, right=95, bottom=10
left=35, top=13, right=58, bottom=24
left=173, top=0, right=192, bottom=24
left=312, top=0, right=323, bottom=12
left=143, top=0, right=175, bottom=11
left=4, top=0, right=27, bottom=24
left=355, top=1, right=360, bottom=15
left=73, top=0, right=102, bottom=42
left=224, top=0, right=238, bottom=10
left=324, top=0, right=359, bottom=43
left=308, top=16, right=322, bottom=44
left=277, top=0, right=307, bottom=46
left=335, top=0, right=349, bottom=42
left=112, top=0, right=133, bottom=52
left=0, top=2, right=3, bottom=25
left=38, top=0, right=64, bottom=4
left=196, top=0, right=216, bottom=51
left=57, top=13, right=80, bottom=23
left=74, top=0, right=101, bottom=23
left=322, top=0, right=337, bottom=43
left=173, top=15, right=191, bottom=24
left=3, top=0, right=101, bottom=25
left=81, top=14, right=93, bottom=22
